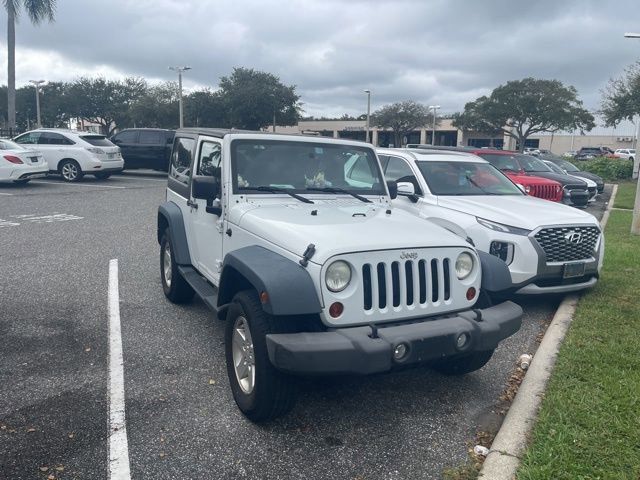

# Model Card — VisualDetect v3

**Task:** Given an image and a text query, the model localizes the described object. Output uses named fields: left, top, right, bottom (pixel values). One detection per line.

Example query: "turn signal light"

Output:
left=3, top=155, right=23, bottom=164
left=329, top=302, right=344, bottom=318
left=466, top=287, right=477, bottom=301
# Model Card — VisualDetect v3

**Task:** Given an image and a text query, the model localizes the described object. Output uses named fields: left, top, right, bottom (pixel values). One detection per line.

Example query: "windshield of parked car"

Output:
left=515, top=154, right=554, bottom=172
left=81, top=135, right=115, bottom=147
left=0, top=139, right=26, bottom=150
left=415, top=161, right=523, bottom=196
left=544, top=162, right=566, bottom=174
left=554, top=159, right=580, bottom=172
left=230, top=140, right=386, bottom=196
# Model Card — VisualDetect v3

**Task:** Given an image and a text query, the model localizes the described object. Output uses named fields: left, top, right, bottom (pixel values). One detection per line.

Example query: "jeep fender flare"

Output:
left=157, top=201, right=191, bottom=265
left=478, top=251, right=513, bottom=293
left=219, top=246, right=322, bottom=316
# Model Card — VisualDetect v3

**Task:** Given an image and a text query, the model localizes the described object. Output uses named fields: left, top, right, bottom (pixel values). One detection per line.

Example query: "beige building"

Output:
left=271, top=119, right=638, bottom=155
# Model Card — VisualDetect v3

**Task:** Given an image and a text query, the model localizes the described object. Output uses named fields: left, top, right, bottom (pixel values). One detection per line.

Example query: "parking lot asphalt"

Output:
left=0, top=174, right=611, bottom=480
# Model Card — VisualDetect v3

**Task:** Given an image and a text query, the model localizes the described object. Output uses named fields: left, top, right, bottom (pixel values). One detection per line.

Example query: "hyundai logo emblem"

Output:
left=564, top=231, right=583, bottom=244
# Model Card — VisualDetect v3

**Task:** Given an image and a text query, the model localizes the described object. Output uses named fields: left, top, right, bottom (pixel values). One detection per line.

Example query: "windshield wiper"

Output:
left=306, top=186, right=372, bottom=203
left=465, top=175, right=496, bottom=195
left=244, top=186, right=314, bottom=204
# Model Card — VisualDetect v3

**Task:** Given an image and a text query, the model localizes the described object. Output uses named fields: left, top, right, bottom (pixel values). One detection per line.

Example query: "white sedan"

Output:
left=0, top=139, right=48, bottom=184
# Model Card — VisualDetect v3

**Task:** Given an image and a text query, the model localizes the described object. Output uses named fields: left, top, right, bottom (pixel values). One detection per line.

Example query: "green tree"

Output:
left=66, top=77, right=147, bottom=135
left=371, top=101, right=433, bottom=147
left=601, top=61, right=640, bottom=127
left=3, top=0, right=56, bottom=132
left=127, top=82, right=180, bottom=129
left=218, top=67, right=301, bottom=130
left=453, top=78, right=594, bottom=152
left=184, top=88, right=227, bottom=128
left=10, top=81, right=69, bottom=130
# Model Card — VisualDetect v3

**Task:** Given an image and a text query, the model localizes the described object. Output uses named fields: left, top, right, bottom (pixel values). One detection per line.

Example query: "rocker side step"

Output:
left=178, top=265, right=219, bottom=312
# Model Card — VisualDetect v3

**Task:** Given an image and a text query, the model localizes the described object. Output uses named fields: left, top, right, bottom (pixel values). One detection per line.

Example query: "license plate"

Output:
left=30, top=157, right=39, bottom=163
left=107, top=153, right=115, bottom=159
left=563, top=262, right=586, bottom=278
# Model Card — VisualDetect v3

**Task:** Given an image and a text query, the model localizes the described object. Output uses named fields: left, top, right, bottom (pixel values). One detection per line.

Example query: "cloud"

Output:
left=1, top=0, right=640, bottom=118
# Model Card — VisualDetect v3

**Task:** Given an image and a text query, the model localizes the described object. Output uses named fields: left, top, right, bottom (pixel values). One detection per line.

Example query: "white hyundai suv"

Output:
left=13, top=129, right=124, bottom=182
left=378, top=148, right=604, bottom=295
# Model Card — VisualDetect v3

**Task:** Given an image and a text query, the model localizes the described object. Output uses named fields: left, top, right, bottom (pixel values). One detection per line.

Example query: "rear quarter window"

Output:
left=81, top=135, right=115, bottom=147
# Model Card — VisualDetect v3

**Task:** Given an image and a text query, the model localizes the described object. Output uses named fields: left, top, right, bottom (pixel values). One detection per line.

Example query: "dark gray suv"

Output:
left=111, top=128, right=175, bottom=171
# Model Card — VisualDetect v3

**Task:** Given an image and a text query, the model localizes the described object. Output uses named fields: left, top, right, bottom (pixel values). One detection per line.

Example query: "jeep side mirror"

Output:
left=397, top=181, right=415, bottom=196
left=192, top=176, right=220, bottom=200
left=386, top=180, right=398, bottom=199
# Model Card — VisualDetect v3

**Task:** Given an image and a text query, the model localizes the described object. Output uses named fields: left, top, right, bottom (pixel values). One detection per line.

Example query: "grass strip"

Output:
left=517, top=210, right=640, bottom=480
left=613, top=181, right=637, bottom=210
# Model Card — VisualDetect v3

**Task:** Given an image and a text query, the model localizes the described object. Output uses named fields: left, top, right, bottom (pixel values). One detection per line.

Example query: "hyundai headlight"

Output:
left=476, top=217, right=530, bottom=236
left=455, top=252, right=474, bottom=280
left=325, top=261, right=351, bottom=292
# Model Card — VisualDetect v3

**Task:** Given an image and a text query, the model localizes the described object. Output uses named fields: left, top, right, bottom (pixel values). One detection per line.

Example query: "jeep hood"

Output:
left=229, top=202, right=470, bottom=264
left=436, top=195, right=598, bottom=231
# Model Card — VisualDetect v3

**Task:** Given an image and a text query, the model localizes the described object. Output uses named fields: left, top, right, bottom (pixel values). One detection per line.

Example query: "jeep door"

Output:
left=189, top=137, right=224, bottom=282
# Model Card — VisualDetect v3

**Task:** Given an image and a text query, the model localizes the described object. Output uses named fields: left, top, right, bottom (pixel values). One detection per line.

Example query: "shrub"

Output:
left=579, top=157, right=634, bottom=181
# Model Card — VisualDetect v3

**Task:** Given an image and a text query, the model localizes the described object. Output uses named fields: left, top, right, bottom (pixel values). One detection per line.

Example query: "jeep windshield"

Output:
left=231, top=140, right=385, bottom=197
left=416, top=161, right=523, bottom=196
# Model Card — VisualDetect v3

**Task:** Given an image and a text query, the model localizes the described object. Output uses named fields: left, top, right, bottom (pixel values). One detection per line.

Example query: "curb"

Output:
left=478, top=183, right=618, bottom=479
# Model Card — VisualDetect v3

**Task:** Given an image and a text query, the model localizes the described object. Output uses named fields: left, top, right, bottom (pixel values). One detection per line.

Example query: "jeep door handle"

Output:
left=187, top=199, right=198, bottom=209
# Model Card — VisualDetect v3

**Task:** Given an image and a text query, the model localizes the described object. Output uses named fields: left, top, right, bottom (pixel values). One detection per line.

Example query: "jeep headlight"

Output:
left=326, top=261, right=351, bottom=292
left=455, top=252, right=474, bottom=280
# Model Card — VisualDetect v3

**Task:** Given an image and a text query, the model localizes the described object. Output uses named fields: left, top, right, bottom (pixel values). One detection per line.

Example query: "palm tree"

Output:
left=4, top=0, right=56, bottom=133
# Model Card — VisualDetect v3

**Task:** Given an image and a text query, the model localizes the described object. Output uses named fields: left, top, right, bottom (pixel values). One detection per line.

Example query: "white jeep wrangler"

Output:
left=157, top=129, right=523, bottom=421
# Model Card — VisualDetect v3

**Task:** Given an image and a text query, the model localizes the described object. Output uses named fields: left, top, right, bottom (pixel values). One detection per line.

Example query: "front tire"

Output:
left=432, top=350, right=495, bottom=376
left=59, top=159, right=83, bottom=182
left=159, top=231, right=194, bottom=303
left=225, top=290, right=295, bottom=422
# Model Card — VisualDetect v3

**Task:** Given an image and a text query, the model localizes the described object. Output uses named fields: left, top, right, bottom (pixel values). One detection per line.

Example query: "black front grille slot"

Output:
left=443, top=258, right=451, bottom=300
left=363, top=264, right=372, bottom=310
left=377, top=262, right=386, bottom=309
left=418, top=259, right=427, bottom=304
left=405, top=261, right=414, bottom=305
left=391, top=262, right=400, bottom=307
left=431, top=259, right=439, bottom=302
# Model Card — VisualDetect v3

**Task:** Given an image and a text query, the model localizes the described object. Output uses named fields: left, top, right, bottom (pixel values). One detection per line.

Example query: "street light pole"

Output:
left=428, top=105, right=440, bottom=146
left=364, top=89, right=371, bottom=143
left=169, top=66, right=191, bottom=128
left=623, top=33, right=640, bottom=235
left=29, top=80, right=45, bottom=128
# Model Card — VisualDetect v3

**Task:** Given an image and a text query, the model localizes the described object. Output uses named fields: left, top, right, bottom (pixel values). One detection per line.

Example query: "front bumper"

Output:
left=266, top=301, right=523, bottom=375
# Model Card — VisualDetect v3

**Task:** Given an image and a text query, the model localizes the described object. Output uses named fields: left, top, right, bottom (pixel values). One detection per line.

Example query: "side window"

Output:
left=169, top=137, right=195, bottom=186
left=384, top=156, right=422, bottom=194
left=14, top=132, right=40, bottom=144
left=197, top=141, right=221, bottom=177
left=39, top=132, right=74, bottom=145
left=384, top=156, right=414, bottom=180
left=115, top=130, right=139, bottom=143
left=139, top=131, right=163, bottom=145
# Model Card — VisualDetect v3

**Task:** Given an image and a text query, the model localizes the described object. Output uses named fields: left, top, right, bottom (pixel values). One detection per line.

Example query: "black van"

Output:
left=111, top=128, right=175, bottom=171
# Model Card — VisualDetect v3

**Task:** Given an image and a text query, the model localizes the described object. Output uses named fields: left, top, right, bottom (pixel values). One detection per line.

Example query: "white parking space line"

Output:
left=0, top=192, right=13, bottom=196
left=31, top=180, right=126, bottom=189
left=108, top=259, right=132, bottom=480
left=117, top=176, right=167, bottom=183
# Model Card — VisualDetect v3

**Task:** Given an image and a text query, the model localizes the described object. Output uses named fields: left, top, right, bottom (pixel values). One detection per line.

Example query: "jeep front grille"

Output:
left=529, top=184, right=560, bottom=201
left=534, top=226, right=601, bottom=262
left=362, top=259, right=451, bottom=311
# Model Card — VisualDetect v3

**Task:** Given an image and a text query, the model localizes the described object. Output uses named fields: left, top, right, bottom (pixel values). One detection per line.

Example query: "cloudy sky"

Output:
left=2, top=0, right=640, bottom=120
